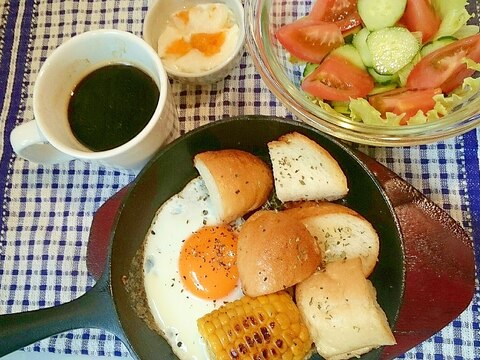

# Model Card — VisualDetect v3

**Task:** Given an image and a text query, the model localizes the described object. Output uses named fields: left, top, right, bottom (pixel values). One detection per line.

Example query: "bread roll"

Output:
left=194, top=149, right=273, bottom=224
left=237, top=210, right=322, bottom=297
left=284, top=202, right=379, bottom=276
left=296, top=258, right=396, bottom=360
left=283, top=201, right=359, bottom=218
left=267, top=132, right=348, bottom=203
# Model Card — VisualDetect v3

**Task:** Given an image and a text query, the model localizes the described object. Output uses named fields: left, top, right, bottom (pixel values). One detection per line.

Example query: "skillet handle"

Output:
left=0, top=274, right=123, bottom=357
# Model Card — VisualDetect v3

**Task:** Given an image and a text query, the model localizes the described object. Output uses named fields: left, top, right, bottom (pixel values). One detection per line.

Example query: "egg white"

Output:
left=157, top=25, right=183, bottom=58
left=182, top=3, right=232, bottom=33
left=143, top=176, right=244, bottom=360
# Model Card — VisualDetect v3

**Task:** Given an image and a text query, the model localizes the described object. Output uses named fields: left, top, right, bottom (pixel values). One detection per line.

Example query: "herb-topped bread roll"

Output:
left=284, top=202, right=380, bottom=276
left=296, top=258, right=396, bottom=360
left=267, top=132, right=348, bottom=203
left=237, top=210, right=322, bottom=297
left=194, top=149, right=273, bottom=224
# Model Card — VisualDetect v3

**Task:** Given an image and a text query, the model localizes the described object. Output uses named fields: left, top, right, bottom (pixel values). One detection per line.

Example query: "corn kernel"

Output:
left=276, top=312, right=291, bottom=329
left=290, top=323, right=301, bottom=335
left=216, top=328, right=230, bottom=347
left=299, top=327, right=310, bottom=343
left=213, top=317, right=222, bottom=329
left=211, top=335, right=223, bottom=353
left=204, top=321, right=216, bottom=335
left=218, top=351, right=230, bottom=360
left=282, top=331, right=295, bottom=348
left=219, top=312, right=230, bottom=326
left=291, top=339, right=304, bottom=355
left=263, top=303, right=276, bottom=317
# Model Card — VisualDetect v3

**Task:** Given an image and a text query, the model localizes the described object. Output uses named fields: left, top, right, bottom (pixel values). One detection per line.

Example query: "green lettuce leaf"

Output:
left=309, top=96, right=347, bottom=118
left=430, top=75, right=480, bottom=115
left=453, top=24, right=480, bottom=39
left=348, top=98, right=404, bottom=126
left=431, top=0, right=472, bottom=39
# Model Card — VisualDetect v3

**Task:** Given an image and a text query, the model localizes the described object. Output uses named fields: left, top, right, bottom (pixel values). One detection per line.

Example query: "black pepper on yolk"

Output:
left=179, top=225, right=238, bottom=300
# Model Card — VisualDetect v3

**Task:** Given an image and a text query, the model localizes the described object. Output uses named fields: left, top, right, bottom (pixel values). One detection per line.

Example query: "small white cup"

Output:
left=143, top=0, right=245, bottom=84
left=10, top=29, right=180, bottom=171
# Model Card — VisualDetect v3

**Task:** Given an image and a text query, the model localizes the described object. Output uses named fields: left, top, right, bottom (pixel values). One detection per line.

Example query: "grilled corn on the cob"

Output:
left=197, top=291, right=312, bottom=360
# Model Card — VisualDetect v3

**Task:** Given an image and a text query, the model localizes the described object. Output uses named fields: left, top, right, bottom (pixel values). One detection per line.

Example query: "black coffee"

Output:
left=68, top=64, right=160, bottom=152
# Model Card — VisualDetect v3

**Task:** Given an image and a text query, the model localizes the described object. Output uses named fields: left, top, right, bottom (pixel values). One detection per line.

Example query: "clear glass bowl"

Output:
left=244, top=0, right=480, bottom=146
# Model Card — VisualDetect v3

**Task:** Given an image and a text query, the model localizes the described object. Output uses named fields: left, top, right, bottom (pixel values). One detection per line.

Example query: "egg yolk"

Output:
left=190, top=32, right=226, bottom=56
left=174, top=9, right=190, bottom=24
left=166, top=38, right=192, bottom=57
left=179, top=225, right=238, bottom=300
left=166, top=32, right=226, bottom=58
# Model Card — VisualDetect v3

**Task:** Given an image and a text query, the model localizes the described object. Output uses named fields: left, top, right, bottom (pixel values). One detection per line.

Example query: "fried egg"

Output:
left=143, top=176, right=244, bottom=360
left=157, top=3, right=239, bottom=73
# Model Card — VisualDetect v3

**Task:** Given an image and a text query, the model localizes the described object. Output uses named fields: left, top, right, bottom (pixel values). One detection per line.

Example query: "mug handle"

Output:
left=10, top=121, right=75, bottom=165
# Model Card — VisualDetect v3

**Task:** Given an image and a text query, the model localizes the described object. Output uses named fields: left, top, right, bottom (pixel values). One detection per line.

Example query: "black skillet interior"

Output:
left=108, top=115, right=405, bottom=359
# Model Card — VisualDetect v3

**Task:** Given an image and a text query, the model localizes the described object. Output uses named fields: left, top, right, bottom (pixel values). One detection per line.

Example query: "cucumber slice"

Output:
left=330, top=44, right=365, bottom=70
left=367, top=27, right=421, bottom=75
left=303, top=63, right=319, bottom=78
left=420, top=37, right=456, bottom=57
left=368, top=83, right=398, bottom=95
left=358, top=0, right=407, bottom=31
left=352, top=27, right=373, bottom=68
left=367, top=68, right=398, bottom=85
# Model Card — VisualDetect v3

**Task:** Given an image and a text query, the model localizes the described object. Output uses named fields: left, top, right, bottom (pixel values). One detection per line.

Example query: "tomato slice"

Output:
left=399, top=0, right=441, bottom=43
left=301, top=55, right=374, bottom=101
left=406, top=34, right=480, bottom=93
left=275, top=17, right=344, bottom=63
left=368, top=87, right=442, bottom=124
left=336, top=11, right=362, bottom=33
left=310, top=0, right=361, bottom=33
left=310, top=0, right=356, bottom=23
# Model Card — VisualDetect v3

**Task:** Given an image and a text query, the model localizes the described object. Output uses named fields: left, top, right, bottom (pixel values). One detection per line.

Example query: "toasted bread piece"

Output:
left=237, top=210, right=322, bottom=297
left=296, top=258, right=396, bottom=360
left=194, top=149, right=273, bottom=224
left=284, top=202, right=379, bottom=276
left=267, top=132, right=348, bottom=203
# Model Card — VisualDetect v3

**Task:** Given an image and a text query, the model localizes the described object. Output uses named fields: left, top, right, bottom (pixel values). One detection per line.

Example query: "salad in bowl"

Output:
left=245, top=0, right=480, bottom=145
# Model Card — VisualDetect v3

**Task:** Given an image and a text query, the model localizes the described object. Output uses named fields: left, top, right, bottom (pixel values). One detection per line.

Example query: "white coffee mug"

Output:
left=10, top=29, right=179, bottom=171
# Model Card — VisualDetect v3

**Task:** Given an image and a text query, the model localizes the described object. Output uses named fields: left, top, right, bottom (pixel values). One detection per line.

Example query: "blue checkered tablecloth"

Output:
left=0, top=1, right=479, bottom=359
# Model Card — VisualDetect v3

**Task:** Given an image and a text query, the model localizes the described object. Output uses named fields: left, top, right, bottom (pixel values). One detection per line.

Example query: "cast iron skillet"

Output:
left=110, top=116, right=405, bottom=359
left=0, top=116, right=471, bottom=359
